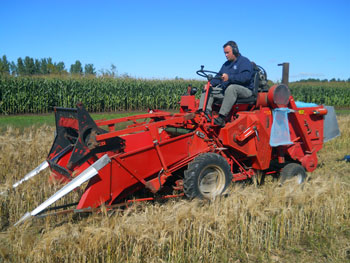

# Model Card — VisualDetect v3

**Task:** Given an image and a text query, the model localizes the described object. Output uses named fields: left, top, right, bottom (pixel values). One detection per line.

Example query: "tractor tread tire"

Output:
left=279, top=163, right=307, bottom=185
left=183, top=153, right=232, bottom=199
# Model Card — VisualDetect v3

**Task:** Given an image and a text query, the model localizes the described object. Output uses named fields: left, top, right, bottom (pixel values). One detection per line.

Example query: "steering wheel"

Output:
left=196, top=65, right=222, bottom=81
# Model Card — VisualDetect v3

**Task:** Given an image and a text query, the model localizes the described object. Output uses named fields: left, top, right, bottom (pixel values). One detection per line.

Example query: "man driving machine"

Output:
left=197, top=41, right=255, bottom=126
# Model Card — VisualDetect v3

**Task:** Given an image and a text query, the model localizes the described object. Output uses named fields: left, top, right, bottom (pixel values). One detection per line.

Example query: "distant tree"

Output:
left=34, top=59, right=41, bottom=74
left=120, top=73, right=131, bottom=78
left=110, top=64, right=117, bottom=77
left=24, top=56, right=35, bottom=75
left=47, top=58, right=55, bottom=74
left=0, top=55, right=10, bottom=74
left=47, top=61, right=66, bottom=74
left=99, top=64, right=118, bottom=77
left=56, top=62, right=66, bottom=73
left=9, top=61, right=17, bottom=75
left=307, top=78, right=320, bottom=82
left=0, top=56, right=101, bottom=76
left=17, top=58, right=25, bottom=75
left=84, top=64, right=96, bottom=76
left=330, top=78, right=336, bottom=82
left=56, top=61, right=65, bottom=73
left=70, top=60, right=83, bottom=75
left=40, top=58, right=48, bottom=74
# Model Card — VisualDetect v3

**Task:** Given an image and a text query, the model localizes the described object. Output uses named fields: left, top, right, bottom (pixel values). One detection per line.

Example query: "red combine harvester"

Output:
left=14, top=64, right=339, bottom=225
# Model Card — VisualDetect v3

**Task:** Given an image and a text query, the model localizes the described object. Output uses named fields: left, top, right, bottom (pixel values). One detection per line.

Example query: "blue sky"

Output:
left=1, top=0, right=349, bottom=82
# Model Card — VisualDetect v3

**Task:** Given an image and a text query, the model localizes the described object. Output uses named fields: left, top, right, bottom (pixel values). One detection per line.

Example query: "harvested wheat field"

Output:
left=0, top=116, right=350, bottom=263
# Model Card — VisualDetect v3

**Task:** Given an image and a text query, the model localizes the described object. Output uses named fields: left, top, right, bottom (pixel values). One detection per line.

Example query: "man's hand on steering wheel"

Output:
left=203, top=83, right=212, bottom=91
left=221, top=73, right=229, bottom=82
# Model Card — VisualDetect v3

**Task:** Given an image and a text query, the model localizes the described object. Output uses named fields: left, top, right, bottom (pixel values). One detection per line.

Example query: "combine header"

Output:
left=13, top=64, right=339, bottom=225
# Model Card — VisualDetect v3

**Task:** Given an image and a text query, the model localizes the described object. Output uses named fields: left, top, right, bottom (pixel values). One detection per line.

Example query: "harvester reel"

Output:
left=184, top=153, right=232, bottom=199
left=279, top=163, right=307, bottom=185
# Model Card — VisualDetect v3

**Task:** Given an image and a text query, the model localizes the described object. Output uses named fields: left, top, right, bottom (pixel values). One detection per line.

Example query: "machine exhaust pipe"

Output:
left=278, top=62, right=289, bottom=86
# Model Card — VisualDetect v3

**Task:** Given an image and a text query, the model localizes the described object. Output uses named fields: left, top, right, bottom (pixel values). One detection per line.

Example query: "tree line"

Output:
left=1, top=54, right=349, bottom=82
left=0, top=55, right=99, bottom=76
left=295, top=78, right=350, bottom=83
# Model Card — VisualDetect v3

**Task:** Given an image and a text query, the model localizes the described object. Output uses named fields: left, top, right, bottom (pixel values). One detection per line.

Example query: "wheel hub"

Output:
left=198, top=165, right=226, bottom=198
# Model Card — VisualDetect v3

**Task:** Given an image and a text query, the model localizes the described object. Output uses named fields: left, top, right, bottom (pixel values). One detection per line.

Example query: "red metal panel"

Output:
left=249, top=110, right=273, bottom=170
left=180, top=95, right=198, bottom=113
left=77, top=161, right=113, bottom=209
left=58, top=117, right=78, bottom=130
left=48, top=149, right=72, bottom=183
left=286, top=100, right=325, bottom=171
left=76, top=131, right=203, bottom=208
left=219, top=108, right=273, bottom=170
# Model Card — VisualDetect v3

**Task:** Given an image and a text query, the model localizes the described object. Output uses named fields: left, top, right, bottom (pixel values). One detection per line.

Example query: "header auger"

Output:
left=12, top=64, right=340, bottom=226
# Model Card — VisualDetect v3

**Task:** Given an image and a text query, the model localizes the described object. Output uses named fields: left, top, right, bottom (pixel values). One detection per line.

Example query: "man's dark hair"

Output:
left=223, top=41, right=239, bottom=56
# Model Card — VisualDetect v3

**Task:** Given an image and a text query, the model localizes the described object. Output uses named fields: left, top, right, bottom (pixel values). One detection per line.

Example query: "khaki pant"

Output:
left=199, top=84, right=253, bottom=116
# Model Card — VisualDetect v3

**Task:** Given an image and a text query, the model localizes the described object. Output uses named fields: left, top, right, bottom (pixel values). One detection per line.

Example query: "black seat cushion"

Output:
left=236, top=95, right=256, bottom=104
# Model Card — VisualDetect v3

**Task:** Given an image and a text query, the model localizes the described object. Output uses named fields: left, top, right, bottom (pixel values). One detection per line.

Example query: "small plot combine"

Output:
left=10, top=64, right=339, bottom=225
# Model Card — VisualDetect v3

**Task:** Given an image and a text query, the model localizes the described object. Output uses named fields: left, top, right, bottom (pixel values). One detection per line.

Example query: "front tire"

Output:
left=184, top=153, right=232, bottom=199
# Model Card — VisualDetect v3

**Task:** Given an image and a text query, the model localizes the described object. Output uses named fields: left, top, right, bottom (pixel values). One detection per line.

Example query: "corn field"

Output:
left=0, top=75, right=205, bottom=114
left=289, top=82, right=350, bottom=107
left=1, top=75, right=350, bottom=115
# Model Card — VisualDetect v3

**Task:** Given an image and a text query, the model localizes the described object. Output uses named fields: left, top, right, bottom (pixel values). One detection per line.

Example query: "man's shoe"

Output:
left=203, top=110, right=212, bottom=122
left=195, top=109, right=203, bottom=114
left=213, top=115, right=226, bottom=127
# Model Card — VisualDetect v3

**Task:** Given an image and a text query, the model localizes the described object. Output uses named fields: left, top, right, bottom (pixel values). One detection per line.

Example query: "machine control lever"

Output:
left=253, top=126, right=260, bottom=141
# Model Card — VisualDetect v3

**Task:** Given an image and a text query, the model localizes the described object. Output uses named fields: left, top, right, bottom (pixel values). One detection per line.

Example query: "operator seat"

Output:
left=235, top=69, right=260, bottom=104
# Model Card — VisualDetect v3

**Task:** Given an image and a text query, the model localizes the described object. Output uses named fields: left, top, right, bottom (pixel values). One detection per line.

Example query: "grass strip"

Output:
left=0, top=111, right=146, bottom=131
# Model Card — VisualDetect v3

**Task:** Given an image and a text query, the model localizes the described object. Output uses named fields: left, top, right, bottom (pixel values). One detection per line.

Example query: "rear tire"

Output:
left=279, top=163, right=307, bottom=185
left=184, top=153, right=232, bottom=199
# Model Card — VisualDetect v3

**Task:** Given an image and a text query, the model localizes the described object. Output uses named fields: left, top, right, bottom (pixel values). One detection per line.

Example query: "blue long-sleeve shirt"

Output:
left=210, top=55, right=254, bottom=90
